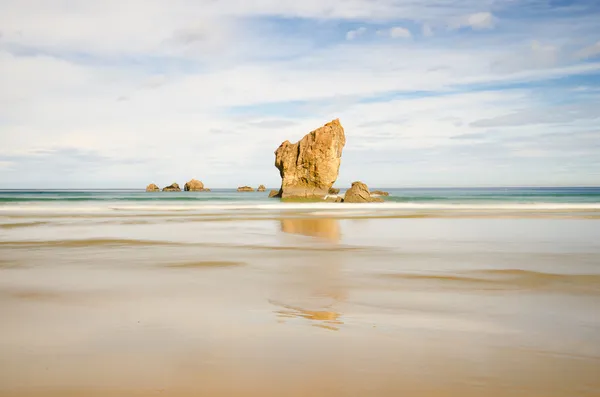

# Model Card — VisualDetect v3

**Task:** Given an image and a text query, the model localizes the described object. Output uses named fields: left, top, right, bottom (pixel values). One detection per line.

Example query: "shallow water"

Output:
left=0, top=197, right=599, bottom=396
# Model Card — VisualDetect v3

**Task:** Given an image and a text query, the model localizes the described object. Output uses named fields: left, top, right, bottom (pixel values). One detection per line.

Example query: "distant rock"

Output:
left=328, top=187, right=340, bottom=195
left=257, top=185, right=266, bottom=192
left=184, top=179, right=209, bottom=192
left=275, top=119, right=346, bottom=199
left=162, top=183, right=181, bottom=192
left=237, top=186, right=254, bottom=192
left=145, top=183, right=160, bottom=192
left=344, top=181, right=384, bottom=203
left=371, top=190, right=389, bottom=196
left=268, top=190, right=280, bottom=198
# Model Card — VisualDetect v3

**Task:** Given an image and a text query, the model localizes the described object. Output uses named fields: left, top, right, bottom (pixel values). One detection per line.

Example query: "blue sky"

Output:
left=0, top=0, right=599, bottom=188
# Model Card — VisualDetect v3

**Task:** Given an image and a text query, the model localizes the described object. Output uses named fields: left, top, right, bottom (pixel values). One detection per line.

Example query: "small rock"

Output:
left=162, top=183, right=181, bottom=192
left=325, top=196, right=343, bottom=203
left=184, top=179, right=208, bottom=192
left=237, top=186, right=254, bottom=192
left=328, top=187, right=340, bottom=195
left=257, top=185, right=266, bottom=192
left=145, top=183, right=160, bottom=192
left=344, top=181, right=383, bottom=203
left=268, top=190, right=280, bottom=198
left=371, top=190, right=389, bottom=196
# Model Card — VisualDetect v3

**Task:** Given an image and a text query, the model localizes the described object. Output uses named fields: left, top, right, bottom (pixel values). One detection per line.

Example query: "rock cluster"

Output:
left=146, top=183, right=160, bottom=192
left=162, top=183, right=181, bottom=192
left=146, top=119, right=389, bottom=203
left=344, top=181, right=384, bottom=203
left=146, top=179, right=211, bottom=192
left=274, top=119, right=346, bottom=199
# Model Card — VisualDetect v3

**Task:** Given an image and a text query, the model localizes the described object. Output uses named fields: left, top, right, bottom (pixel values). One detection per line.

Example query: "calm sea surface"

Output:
left=1, top=187, right=599, bottom=396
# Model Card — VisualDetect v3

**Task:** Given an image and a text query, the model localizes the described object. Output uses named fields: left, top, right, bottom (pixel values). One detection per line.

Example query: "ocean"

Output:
left=1, top=186, right=600, bottom=212
left=1, top=186, right=599, bottom=396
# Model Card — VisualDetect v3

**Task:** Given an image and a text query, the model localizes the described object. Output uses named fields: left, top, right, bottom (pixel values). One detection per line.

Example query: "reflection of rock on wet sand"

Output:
left=270, top=300, right=343, bottom=331
left=280, top=218, right=340, bottom=242
left=271, top=219, right=346, bottom=330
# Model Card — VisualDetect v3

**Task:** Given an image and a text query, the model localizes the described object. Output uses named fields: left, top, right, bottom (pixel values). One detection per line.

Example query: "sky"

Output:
left=0, top=0, right=599, bottom=188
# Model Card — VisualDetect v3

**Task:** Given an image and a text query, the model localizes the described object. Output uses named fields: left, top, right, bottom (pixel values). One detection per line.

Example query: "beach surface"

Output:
left=1, top=189, right=599, bottom=396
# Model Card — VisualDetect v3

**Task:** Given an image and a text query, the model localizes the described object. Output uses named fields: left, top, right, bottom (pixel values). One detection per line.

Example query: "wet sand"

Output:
left=0, top=213, right=599, bottom=396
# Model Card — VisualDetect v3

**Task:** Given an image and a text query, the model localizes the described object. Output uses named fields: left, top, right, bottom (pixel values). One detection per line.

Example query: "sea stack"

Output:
left=274, top=119, right=346, bottom=199
left=344, top=181, right=384, bottom=203
left=146, top=183, right=160, bottom=192
left=268, top=190, right=279, bottom=198
left=162, top=183, right=181, bottom=192
left=257, top=185, right=266, bottom=192
left=237, top=186, right=254, bottom=192
left=184, top=179, right=208, bottom=192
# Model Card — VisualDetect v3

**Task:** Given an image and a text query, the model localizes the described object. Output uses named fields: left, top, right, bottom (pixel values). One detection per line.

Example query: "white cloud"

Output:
left=451, top=12, right=495, bottom=30
left=389, top=27, right=412, bottom=39
left=346, top=27, right=367, bottom=40
left=376, top=27, right=411, bottom=39
left=575, top=41, right=600, bottom=60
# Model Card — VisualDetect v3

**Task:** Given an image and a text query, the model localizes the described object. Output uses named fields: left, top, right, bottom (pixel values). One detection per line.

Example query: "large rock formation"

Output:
left=162, top=183, right=181, bottom=192
left=146, top=183, right=160, bottom=192
left=257, top=185, right=266, bottom=192
left=274, top=119, right=346, bottom=199
left=184, top=179, right=208, bottom=192
left=344, top=181, right=384, bottom=203
left=237, top=186, right=254, bottom=192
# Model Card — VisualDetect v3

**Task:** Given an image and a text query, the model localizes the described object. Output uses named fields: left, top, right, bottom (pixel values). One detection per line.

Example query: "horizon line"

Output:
left=0, top=185, right=599, bottom=191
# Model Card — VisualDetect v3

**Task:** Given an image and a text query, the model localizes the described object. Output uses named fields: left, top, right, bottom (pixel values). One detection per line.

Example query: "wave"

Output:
left=380, top=269, right=600, bottom=293
left=0, top=221, right=49, bottom=229
left=165, top=260, right=245, bottom=268
left=0, top=238, right=361, bottom=252
left=0, top=238, right=182, bottom=248
left=2, top=202, right=600, bottom=213
left=0, top=196, right=242, bottom=202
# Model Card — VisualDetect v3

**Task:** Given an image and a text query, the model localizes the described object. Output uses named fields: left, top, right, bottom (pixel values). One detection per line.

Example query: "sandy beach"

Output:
left=1, top=199, right=599, bottom=396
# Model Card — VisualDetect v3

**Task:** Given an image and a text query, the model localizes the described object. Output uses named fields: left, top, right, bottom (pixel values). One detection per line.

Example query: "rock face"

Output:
left=274, top=119, right=346, bottom=198
left=371, top=190, right=389, bottom=196
left=237, top=186, right=254, bottom=192
left=257, top=185, right=266, bottom=192
left=328, top=187, right=340, bottom=195
left=344, top=181, right=384, bottom=203
left=162, top=183, right=181, bottom=192
left=268, top=190, right=279, bottom=198
left=146, top=183, right=160, bottom=192
left=184, top=179, right=208, bottom=192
